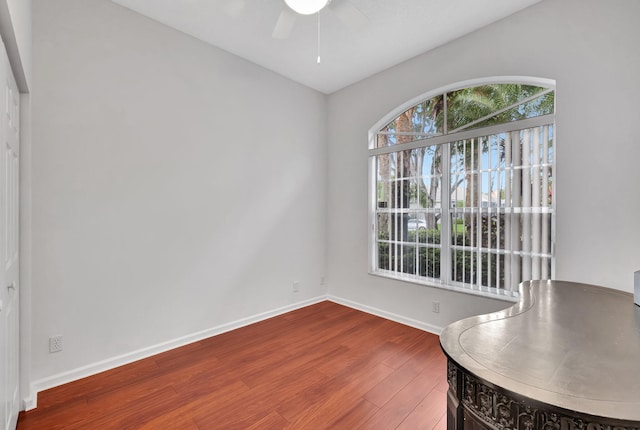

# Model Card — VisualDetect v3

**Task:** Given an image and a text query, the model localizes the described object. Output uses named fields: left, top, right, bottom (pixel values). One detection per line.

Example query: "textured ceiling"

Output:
left=110, top=0, right=542, bottom=94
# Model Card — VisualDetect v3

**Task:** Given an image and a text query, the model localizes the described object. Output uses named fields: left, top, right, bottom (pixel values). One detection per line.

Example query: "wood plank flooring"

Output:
left=18, top=301, right=448, bottom=429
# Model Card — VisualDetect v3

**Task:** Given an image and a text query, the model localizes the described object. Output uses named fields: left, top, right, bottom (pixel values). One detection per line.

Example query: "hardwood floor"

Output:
left=18, top=301, right=448, bottom=429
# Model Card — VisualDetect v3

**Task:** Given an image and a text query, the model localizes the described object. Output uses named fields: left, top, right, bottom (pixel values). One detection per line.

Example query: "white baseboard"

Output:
left=22, top=395, right=36, bottom=412
left=25, top=294, right=443, bottom=411
left=327, top=295, right=443, bottom=336
left=26, top=296, right=326, bottom=411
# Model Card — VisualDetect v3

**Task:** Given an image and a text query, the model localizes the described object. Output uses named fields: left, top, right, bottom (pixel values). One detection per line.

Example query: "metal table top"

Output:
left=440, top=280, right=640, bottom=422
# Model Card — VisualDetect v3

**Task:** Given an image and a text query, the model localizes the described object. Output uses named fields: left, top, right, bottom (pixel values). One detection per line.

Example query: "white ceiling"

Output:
left=110, top=0, right=542, bottom=94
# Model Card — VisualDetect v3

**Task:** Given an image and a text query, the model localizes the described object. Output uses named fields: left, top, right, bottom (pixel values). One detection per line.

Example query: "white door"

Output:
left=0, top=40, right=19, bottom=430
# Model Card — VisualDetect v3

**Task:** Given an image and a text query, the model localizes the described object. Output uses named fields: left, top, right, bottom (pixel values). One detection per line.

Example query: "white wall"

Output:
left=326, top=0, right=640, bottom=328
left=31, top=0, right=327, bottom=388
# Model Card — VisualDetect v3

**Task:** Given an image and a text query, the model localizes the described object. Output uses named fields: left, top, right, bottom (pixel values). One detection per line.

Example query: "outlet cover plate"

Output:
left=49, top=335, right=63, bottom=353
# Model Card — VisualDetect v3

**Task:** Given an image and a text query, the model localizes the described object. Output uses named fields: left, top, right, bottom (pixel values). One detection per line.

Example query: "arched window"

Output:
left=368, top=78, right=555, bottom=298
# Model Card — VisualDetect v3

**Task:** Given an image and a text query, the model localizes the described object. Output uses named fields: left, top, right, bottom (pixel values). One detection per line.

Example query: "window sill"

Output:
left=369, top=270, right=520, bottom=303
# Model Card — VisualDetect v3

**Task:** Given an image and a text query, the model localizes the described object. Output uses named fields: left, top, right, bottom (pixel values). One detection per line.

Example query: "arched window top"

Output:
left=373, top=80, right=555, bottom=149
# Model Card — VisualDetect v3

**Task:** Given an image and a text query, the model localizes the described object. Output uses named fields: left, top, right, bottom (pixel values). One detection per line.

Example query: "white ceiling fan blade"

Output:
left=224, top=0, right=245, bottom=17
left=330, top=0, right=369, bottom=32
left=272, top=8, right=298, bottom=39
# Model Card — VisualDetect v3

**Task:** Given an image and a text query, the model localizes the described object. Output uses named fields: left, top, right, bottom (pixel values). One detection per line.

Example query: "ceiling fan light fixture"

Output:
left=284, top=0, right=329, bottom=15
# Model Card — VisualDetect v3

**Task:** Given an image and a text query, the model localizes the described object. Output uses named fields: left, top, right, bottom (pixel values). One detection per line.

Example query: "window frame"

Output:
left=367, top=77, right=556, bottom=301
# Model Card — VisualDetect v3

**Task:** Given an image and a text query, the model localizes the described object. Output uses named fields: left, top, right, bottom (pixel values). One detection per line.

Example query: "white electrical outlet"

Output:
left=432, top=301, right=440, bottom=314
left=49, top=335, right=63, bottom=353
left=293, top=281, right=300, bottom=292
